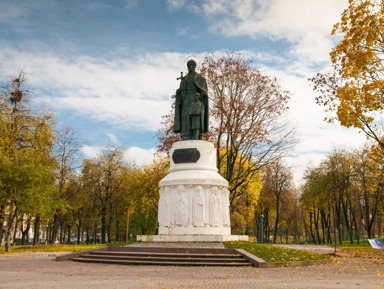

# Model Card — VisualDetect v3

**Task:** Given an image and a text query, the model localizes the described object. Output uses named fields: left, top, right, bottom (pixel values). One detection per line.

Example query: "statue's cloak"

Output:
left=174, top=72, right=209, bottom=134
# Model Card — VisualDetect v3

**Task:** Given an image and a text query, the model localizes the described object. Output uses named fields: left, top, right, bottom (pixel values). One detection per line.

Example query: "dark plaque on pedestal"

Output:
left=172, top=148, right=200, bottom=164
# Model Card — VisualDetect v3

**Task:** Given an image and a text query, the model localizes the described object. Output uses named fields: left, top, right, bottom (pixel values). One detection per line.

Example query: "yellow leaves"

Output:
left=321, top=0, right=384, bottom=131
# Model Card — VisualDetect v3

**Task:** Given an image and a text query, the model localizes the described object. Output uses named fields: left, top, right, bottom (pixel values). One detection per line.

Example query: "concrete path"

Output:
left=273, top=244, right=337, bottom=254
left=0, top=251, right=383, bottom=288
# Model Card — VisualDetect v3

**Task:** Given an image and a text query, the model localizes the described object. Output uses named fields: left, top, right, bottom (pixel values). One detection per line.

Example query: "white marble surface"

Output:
left=139, top=140, right=249, bottom=243
left=158, top=140, right=232, bottom=236
left=137, top=234, right=249, bottom=242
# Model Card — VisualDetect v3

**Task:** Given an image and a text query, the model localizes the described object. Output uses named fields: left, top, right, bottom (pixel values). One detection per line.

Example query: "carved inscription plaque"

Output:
left=172, top=148, right=200, bottom=164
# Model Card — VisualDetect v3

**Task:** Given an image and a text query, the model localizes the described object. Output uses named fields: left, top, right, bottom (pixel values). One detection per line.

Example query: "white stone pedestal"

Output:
left=137, top=140, right=248, bottom=242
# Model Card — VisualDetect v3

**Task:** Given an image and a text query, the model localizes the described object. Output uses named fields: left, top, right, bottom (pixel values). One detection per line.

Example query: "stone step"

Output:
left=72, top=257, right=252, bottom=267
left=56, top=246, right=266, bottom=267
left=80, top=253, right=248, bottom=263
left=89, top=250, right=243, bottom=259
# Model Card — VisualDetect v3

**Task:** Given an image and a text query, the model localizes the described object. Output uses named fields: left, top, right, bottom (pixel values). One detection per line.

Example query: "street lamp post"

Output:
left=259, top=215, right=264, bottom=244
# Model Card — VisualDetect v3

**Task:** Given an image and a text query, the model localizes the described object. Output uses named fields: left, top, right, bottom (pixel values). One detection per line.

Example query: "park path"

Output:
left=0, top=250, right=383, bottom=288
left=273, top=244, right=337, bottom=254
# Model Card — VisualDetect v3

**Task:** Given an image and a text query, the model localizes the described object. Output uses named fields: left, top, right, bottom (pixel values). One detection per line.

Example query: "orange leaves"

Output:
left=311, top=0, right=384, bottom=147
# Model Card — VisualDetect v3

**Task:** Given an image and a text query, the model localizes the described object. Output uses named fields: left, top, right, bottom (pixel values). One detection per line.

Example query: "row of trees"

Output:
left=301, top=145, right=384, bottom=244
left=0, top=73, right=172, bottom=251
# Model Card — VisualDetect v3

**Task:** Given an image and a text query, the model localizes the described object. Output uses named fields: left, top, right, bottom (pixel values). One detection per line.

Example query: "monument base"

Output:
left=158, top=140, right=232, bottom=236
left=136, top=234, right=249, bottom=242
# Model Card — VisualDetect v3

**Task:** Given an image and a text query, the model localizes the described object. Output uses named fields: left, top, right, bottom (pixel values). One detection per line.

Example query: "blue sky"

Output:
left=0, top=0, right=366, bottom=185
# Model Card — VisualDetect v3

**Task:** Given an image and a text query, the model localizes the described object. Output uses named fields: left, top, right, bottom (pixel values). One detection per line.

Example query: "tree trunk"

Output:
left=101, top=216, right=106, bottom=244
left=22, top=218, right=31, bottom=245
left=286, top=229, right=289, bottom=244
left=273, top=197, right=280, bottom=244
left=86, top=223, right=90, bottom=244
left=49, top=215, right=56, bottom=244
left=341, top=200, right=354, bottom=244
left=320, top=208, right=327, bottom=244
left=94, top=223, right=98, bottom=244
left=67, top=225, right=71, bottom=244
left=314, top=209, right=321, bottom=244
left=0, top=205, right=5, bottom=243
left=33, top=215, right=40, bottom=245
left=5, top=231, right=11, bottom=252
left=59, top=223, right=64, bottom=243
left=115, top=217, right=120, bottom=242
left=309, top=212, right=316, bottom=244
left=76, top=219, right=82, bottom=245
left=107, top=215, right=112, bottom=244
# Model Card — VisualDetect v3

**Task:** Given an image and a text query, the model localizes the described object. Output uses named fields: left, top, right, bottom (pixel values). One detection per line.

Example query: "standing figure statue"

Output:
left=190, top=93, right=205, bottom=140
left=209, top=186, right=220, bottom=227
left=193, top=185, right=205, bottom=227
left=177, top=185, right=189, bottom=226
left=174, top=59, right=209, bottom=140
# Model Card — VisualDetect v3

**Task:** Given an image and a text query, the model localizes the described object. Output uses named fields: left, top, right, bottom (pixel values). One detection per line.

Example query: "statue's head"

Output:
left=187, top=60, right=196, bottom=72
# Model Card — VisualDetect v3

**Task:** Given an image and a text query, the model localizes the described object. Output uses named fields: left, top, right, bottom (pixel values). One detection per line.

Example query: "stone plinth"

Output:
left=137, top=140, right=248, bottom=242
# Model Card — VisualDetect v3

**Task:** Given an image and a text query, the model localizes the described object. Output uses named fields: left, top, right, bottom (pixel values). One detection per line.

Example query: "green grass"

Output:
left=326, top=239, right=384, bottom=256
left=0, top=241, right=129, bottom=254
left=224, top=241, right=330, bottom=263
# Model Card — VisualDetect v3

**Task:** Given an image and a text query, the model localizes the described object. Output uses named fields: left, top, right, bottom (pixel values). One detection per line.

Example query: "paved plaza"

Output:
left=0, top=247, right=383, bottom=289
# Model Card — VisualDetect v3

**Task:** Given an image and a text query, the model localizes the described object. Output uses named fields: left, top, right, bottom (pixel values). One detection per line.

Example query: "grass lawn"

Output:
left=325, top=239, right=384, bottom=259
left=224, top=241, right=331, bottom=263
left=0, top=241, right=128, bottom=254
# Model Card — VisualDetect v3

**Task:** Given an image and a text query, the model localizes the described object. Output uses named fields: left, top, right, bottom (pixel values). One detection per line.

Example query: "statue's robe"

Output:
left=174, top=72, right=209, bottom=139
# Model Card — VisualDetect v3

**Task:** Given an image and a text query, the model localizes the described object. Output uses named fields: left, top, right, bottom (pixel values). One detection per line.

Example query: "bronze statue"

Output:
left=174, top=60, right=209, bottom=140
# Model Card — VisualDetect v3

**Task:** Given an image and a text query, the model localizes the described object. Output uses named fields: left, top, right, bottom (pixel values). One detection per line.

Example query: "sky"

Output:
left=0, top=0, right=367, bottom=186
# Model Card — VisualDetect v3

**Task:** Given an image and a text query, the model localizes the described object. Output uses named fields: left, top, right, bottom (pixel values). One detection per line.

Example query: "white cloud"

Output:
left=80, top=145, right=103, bottom=159
left=80, top=145, right=157, bottom=166
left=262, top=65, right=367, bottom=186
left=106, top=133, right=118, bottom=144
left=0, top=45, right=190, bottom=131
left=167, top=0, right=187, bottom=10
left=200, top=0, right=348, bottom=63
left=124, top=147, right=156, bottom=165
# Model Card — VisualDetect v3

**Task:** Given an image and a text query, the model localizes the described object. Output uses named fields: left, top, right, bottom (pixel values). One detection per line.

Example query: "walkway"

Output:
left=0, top=250, right=383, bottom=288
left=273, top=244, right=337, bottom=254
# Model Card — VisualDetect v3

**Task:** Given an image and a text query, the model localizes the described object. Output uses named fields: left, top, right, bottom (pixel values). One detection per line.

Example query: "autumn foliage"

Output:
left=311, top=0, right=384, bottom=148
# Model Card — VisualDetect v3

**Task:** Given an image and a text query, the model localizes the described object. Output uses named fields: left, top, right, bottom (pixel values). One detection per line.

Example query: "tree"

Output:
left=260, top=160, right=294, bottom=243
left=50, top=126, right=82, bottom=244
left=354, top=145, right=384, bottom=238
left=158, top=52, right=296, bottom=207
left=81, top=146, right=130, bottom=243
left=123, top=157, right=168, bottom=235
left=311, top=0, right=384, bottom=148
left=300, top=146, right=384, bottom=244
left=0, top=72, right=56, bottom=251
